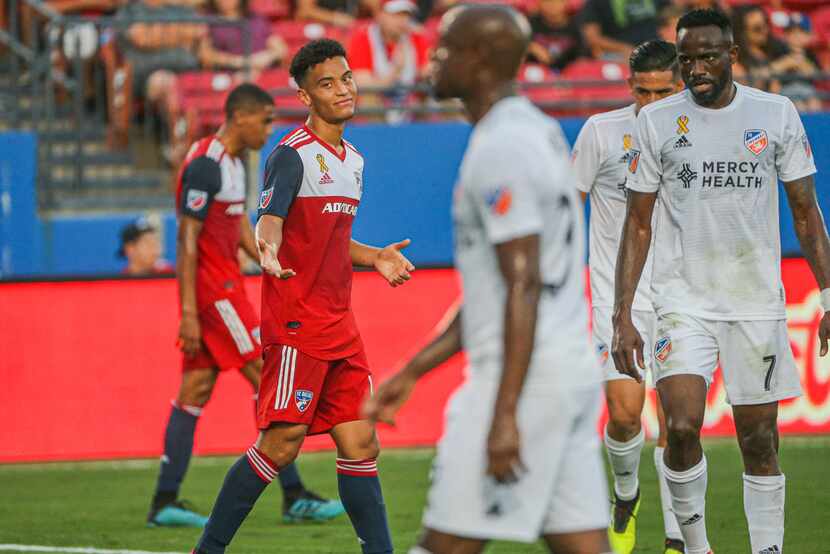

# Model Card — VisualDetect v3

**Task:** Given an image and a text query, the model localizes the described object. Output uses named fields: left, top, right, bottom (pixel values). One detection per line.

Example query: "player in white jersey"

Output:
left=364, top=6, right=610, bottom=554
left=613, top=9, right=830, bottom=554
left=572, top=40, right=684, bottom=554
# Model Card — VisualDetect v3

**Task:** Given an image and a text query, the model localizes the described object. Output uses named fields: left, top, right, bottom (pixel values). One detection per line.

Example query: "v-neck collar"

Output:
left=303, top=124, right=347, bottom=162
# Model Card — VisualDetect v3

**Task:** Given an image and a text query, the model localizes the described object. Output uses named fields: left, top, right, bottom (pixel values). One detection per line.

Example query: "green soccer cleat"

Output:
left=608, top=489, right=640, bottom=554
left=664, top=537, right=685, bottom=554
left=147, top=500, right=209, bottom=528
left=282, top=490, right=346, bottom=523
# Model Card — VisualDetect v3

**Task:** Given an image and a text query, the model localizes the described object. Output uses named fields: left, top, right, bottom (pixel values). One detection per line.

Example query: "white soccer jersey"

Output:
left=573, top=104, right=654, bottom=311
left=629, top=84, right=816, bottom=320
left=452, top=96, right=599, bottom=386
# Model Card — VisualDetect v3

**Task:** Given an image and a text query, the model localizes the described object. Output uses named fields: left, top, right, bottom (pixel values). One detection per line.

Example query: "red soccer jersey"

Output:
left=257, top=126, right=364, bottom=360
left=176, top=136, right=248, bottom=311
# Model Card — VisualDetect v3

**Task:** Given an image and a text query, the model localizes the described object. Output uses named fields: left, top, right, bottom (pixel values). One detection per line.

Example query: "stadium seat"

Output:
left=255, top=69, right=307, bottom=118
left=813, top=6, right=830, bottom=47
left=250, top=0, right=293, bottom=20
left=272, top=20, right=351, bottom=59
left=552, top=58, right=631, bottom=116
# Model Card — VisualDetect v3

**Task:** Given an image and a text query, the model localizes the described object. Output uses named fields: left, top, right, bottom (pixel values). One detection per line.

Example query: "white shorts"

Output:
left=653, top=313, right=802, bottom=406
left=421, top=376, right=609, bottom=542
left=592, top=307, right=656, bottom=383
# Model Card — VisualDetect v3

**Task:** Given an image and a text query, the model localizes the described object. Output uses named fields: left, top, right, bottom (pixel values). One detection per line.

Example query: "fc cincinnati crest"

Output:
left=627, top=149, right=641, bottom=174
left=744, top=129, right=768, bottom=156
left=654, top=336, right=672, bottom=363
left=186, top=189, right=208, bottom=211
left=295, top=390, right=313, bottom=413
left=259, top=187, right=274, bottom=210
left=597, top=343, right=610, bottom=367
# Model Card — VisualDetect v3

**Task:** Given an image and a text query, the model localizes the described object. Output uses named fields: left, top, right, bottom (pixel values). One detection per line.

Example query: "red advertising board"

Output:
left=1, top=260, right=828, bottom=463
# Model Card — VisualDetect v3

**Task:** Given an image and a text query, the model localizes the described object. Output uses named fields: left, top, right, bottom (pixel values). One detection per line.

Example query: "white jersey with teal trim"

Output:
left=628, top=84, right=816, bottom=320
left=452, top=96, right=599, bottom=387
left=572, top=104, right=654, bottom=311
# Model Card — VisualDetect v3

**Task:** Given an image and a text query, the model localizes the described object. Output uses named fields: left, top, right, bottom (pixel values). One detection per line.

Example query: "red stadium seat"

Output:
left=272, top=20, right=351, bottom=59
left=250, top=0, right=293, bottom=20
left=557, top=58, right=630, bottom=115
left=813, top=6, right=830, bottom=47
left=255, top=69, right=306, bottom=117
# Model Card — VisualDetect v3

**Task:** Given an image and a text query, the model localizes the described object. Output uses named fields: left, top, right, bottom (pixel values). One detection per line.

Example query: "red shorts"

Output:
left=256, top=344, right=372, bottom=435
left=183, top=295, right=262, bottom=372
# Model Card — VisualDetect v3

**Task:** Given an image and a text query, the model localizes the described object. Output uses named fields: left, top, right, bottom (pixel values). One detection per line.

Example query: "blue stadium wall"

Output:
left=3, top=113, right=830, bottom=278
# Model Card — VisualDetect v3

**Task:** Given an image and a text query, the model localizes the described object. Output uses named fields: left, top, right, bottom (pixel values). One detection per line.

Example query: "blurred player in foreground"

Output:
left=572, top=40, right=684, bottom=554
left=148, top=83, right=343, bottom=528
left=193, top=40, right=415, bottom=553
left=613, top=9, right=830, bottom=554
left=365, top=6, right=611, bottom=553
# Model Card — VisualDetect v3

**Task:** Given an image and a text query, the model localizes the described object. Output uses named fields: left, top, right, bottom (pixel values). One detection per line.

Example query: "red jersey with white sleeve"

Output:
left=257, top=126, right=365, bottom=360
left=176, top=135, right=248, bottom=311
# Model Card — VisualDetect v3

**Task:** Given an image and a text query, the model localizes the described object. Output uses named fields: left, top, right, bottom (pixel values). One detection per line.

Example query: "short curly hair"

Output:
left=289, top=39, right=348, bottom=87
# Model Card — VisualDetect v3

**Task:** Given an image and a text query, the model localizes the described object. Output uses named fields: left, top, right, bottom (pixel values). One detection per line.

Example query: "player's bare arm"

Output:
left=349, top=238, right=415, bottom=287
left=784, top=175, right=830, bottom=356
left=254, top=214, right=296, bottom=279
left=611, top=190, right=657, bottom=381
left=363, top=304, right=462, bottom=425
left=177, top=215, right=203, bottom=357
left=239, top=215, right=260, bottom=262
left=489, top=234, right=541, bottom=483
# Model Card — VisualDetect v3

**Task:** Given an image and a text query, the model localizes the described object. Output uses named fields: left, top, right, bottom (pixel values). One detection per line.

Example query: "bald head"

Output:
left=431, top=5, right=530, bottom=100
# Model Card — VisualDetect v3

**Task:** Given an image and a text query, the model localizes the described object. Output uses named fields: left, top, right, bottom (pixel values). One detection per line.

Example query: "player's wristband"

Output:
left=821, top=288, right=830, bottom=313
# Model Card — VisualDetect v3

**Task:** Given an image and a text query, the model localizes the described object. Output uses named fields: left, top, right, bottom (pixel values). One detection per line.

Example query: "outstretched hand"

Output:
left=257, top=238, right=295, bottom=279
left=374, top=239, right=415, bottom=287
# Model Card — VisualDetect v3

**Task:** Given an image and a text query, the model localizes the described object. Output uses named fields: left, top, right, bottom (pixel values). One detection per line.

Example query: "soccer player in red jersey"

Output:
left=193, top=40, right=414, bottom=554
left=148, top=83, right=344, bottom=529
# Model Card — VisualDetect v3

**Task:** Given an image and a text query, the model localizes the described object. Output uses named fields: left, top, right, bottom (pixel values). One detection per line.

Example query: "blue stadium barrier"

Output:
left=3, top=112, right=830, bottom=278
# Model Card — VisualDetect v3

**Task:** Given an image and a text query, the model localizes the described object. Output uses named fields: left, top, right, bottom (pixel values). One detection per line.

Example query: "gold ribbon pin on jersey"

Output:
left=316, top=154, right=329, bottom=174
left=676, top=115, right=690, bottom=135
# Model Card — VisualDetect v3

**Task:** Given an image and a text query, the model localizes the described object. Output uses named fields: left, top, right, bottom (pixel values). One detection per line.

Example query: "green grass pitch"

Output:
left=1, top=439, right=829, bottom=553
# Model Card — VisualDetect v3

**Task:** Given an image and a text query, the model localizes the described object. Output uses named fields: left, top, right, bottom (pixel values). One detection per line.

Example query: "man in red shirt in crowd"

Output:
left=348, top=0, right=430, bottom=115
left=147, top=83, right=343, bottom=529
left=193, top=39, right=414, bottom=554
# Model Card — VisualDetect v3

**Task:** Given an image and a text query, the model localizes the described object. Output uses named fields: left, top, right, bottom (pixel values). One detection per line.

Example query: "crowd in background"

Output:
left=6, top=0, right=830, bottom=162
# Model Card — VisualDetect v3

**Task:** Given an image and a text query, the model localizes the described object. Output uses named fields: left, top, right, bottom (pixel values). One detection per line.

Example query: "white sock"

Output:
left=408, top=547, right=433, bottom=554
left=663, top=454, right=710, bottom=554
left=604, top=426, right=644, bottom=501
left=654, top=446, right=683, bottom=541
left=744, top=473, right=785, bottom=554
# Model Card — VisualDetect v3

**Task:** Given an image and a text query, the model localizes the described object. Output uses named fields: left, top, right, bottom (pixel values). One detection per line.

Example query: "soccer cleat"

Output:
left=282, top=489, right=346, bottom=523
left=608, top=489, right=640, bottom=554
left=147, top=499, right=209, bottom=528
left=664, top=538, right=685, bottom=553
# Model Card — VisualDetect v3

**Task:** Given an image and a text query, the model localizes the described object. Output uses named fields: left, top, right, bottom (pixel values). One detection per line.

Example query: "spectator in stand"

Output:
left=657, top=5, right=685, bottom=42
left=115, top=0, right=206, bottom=163
left=296, top=0, right=380, bottom=28
left=527, top=0, right=583, bottom=71
left=580, top=0, right=665, bottom=60
left=200, top=0, right=288, bottom=73
left=733, top=5, right=788, bottom=92
left=777, top=14, right=822, bottom=112
left=348, top=0, right=430, bottom=118
left=119, top=218, right=174, bottom=276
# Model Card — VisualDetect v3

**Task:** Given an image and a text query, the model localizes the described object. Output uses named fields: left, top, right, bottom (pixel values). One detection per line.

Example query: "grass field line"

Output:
left=0, top=448, right=436, bottom=473
left=3, top=438, right=829, bottom=473
left=0, top=545, right=185, bottom=554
